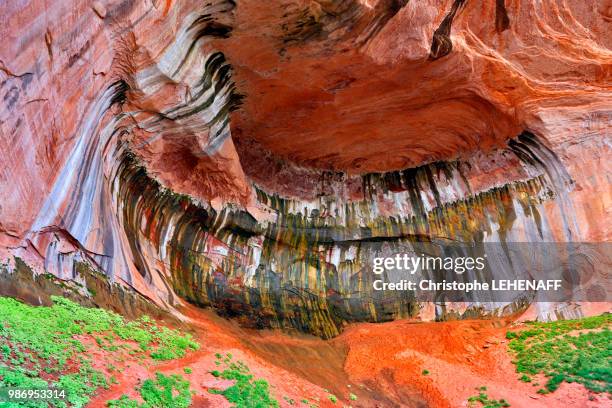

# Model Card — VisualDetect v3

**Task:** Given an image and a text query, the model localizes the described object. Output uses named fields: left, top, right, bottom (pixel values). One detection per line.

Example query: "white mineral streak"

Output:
left=19, top=7, right=237, bottom=308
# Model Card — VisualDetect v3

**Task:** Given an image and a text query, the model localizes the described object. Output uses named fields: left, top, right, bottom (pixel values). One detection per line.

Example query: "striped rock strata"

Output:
left=0, top=0, right=610, bottom=336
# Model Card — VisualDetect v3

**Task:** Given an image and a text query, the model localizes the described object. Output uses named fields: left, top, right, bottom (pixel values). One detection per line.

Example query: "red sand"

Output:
left=338, top=319, right=608, bottom=407
left=85, top=305, right=608, bottom=407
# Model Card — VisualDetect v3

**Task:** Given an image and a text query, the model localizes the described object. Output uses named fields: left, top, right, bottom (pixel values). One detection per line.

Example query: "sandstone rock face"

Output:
left=0, top=0, right=610, bottom=335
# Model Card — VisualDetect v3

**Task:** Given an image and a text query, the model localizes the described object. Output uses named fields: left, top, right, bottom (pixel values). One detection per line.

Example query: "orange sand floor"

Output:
left=87, top=304, right=608, bottom=407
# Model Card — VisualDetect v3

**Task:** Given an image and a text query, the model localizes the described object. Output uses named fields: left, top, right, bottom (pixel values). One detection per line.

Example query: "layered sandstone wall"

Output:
left=0, top=0, right=248, bottom=250
left=0, top=0, right=610, bottom=335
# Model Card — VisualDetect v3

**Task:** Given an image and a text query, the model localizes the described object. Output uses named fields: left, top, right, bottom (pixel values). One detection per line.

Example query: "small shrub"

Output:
left=467, top=387, right=510, bottom=408
left=106, top=372, right=191, bottom=408
left=208, top=353, right=279, bottom=407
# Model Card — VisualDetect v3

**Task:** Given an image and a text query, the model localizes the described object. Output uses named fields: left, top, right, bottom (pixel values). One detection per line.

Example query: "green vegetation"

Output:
left=327, top=394, right=337, bottom=403
left=106, top=372, right=192, bottom=408
left=183, top=367, right=192, bottom=375
left=349, top=392, right=357, bottom=401
left=209, top=353, right=279, bottom=407
left=506, top=313, right=611, bottom=394
left=300, top=398, right=318, bottom=408
left=467, top=387, right=510, bottom=408
left=422, top=369, right=430, bottom=375
left=0, top=296, right=198, bottom=407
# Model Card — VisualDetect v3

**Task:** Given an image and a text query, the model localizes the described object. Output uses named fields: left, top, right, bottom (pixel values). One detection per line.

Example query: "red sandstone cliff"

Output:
left=0, top=0, right=610, bottom=327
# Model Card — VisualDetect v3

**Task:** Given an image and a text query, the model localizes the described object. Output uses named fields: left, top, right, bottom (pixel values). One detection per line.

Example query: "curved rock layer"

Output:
left=0, top=0, right=610, bottom=337
left=114, top=137, right=577, bottom=338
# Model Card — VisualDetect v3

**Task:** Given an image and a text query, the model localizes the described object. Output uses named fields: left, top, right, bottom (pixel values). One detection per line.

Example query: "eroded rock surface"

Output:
left=0, top=0, right=610, bottom=336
